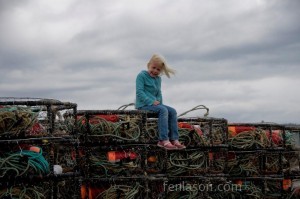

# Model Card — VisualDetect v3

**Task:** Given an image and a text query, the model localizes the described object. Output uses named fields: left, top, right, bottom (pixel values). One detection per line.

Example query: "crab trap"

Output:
left=228, top=123, right=289, bottom=150
left=81, top=176, right=172, bottom=199
left=0, top=177, right=81, bottom=199
left=145, top=177, right=168, bottom=199
left=0, top=140, right=82, bottom=180
left=81, top=178, right=145, bottom=199
left=83, top=145, right=146, bottom=178
left=0, top=183, right=50, bottom=199
left=225, top=177, right=300, bottom=199
left=166, top=148, right=227, bottom=177
left=0, top=143, right=50, bottom=179
left=52, top=177, right=82, bottom=199
left=175, top=105, right=228, bottom=148
left=77, top=110, right=157, bottom=144
left=144, top=145, right=168, bottom=176
left=50, top=141, right=82, bottom=176
left=0, top=170, right=82, bottom=198
left=177, top=117, right=228, bottom=148
left=283, top=151, right=300, bottom=176
left=0, top=97, right=77, bottom=139
left=227, top=150, right=285, bottom=176
left=166, top=149, right=208, bottom=176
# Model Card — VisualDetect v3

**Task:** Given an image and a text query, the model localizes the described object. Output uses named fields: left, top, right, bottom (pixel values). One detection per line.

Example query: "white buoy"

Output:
left=53, top=165, right=63, bottom=174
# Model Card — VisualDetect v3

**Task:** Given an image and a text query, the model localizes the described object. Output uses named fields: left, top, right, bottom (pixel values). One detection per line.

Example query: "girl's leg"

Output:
left=164, top=105, right=179, bottom=140
left=138, top=105, right=184, bottom=150
left=138, top=105, right=169, bottom=140
left=164, top=105, right=186, bottom=149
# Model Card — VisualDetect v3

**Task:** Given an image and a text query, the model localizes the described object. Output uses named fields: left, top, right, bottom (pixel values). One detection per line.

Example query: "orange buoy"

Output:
left=29, top=146, right=41, bottom=153
left=107, top=151, right=138, bottom=163
left=147, top=155, right=157, bottom=163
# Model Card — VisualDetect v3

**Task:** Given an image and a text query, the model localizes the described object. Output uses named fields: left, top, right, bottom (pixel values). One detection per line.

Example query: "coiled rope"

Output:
left=95, top=182, right=142, bottom=199
left=227, top=154, right=259, bottom=176
left=90, top=152, right=141, bottom=178
left=0, top=106, right=38, bottom=137
left=77, top=116, right=141, bottom=141
left=0, top=147, right=50, bottom=177
left=168, top=150, right=207, bottom=176
left=0, top=186, right=45, bottom=199
left=228, top=129, right=270, bottom=149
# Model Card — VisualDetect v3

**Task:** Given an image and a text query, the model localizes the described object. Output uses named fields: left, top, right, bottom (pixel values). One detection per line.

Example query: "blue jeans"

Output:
left=138, top=104, right=179, bottom=141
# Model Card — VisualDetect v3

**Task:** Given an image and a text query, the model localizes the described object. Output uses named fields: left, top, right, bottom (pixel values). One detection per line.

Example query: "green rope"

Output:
left=168, top=150, right=207, bottom=176
left=0, top=147, right=50, bottom=177
left=95, top=182, right=142, bottom=199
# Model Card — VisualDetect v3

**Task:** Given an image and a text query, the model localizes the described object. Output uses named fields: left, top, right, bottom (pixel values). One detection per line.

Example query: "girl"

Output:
left=135, top=54, right=186, bottom=150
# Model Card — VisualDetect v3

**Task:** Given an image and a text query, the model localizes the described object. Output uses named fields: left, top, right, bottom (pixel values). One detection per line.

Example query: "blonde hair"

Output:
left=147, top=54, right=176, bottom=78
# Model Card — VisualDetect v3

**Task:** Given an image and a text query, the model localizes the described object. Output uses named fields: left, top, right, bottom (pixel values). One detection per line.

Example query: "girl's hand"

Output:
left=153, top=100, right=160, bottom=105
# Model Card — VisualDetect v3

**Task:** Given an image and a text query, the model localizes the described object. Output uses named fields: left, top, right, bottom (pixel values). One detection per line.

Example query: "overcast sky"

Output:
left=0, top=0, right=299, bottom=124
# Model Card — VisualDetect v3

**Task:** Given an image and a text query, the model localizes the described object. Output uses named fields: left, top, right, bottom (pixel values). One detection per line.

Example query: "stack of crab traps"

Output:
left=77, top=108, right=157, bottom=198
left=1, top=98, right=300, bottom=198
left=78, top=105, right=233, bottom=199
left=227, top=122, right=300, bottom=198
left=78, top=104, right=300, bottom=199
left=0, top=97, right=81, bottom=199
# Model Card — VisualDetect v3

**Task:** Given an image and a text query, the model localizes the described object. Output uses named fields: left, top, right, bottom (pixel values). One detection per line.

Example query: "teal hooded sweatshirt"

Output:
left=135, top=70, right=163, bottom=108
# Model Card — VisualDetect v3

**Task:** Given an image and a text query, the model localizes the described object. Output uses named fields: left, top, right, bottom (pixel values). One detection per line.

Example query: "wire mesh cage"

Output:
left=81, top=178, right=145, bottom=199
left=84, top=145, right=146, bottom=178
left=54, top=178, right=82, bottom=199
left=166, top=149, right=209, bottom=176
left=77, top=110, right=156, bottom=144
left=283, top=151, right=300, bottom=176
left=0, top=143, right=50, bottom=179
left=165, top=149, right=227, bottom=177
left=51, top=141, right=82, bottom=175
left=261, top=151, right=284, bottom=175
left=0, top=183, right=50, bottom=199
left=0, top=139, right=81, bottom=180
left=176, top=105, right=228, bottom=148
left=227, top=150, right=284, bottom=177
left=145, top=177, right=168, bottom=199
left=227, top=151, right=260, bottom=177
left=0, top=97, right=77, bottom=139
left=284, top=125, right=300, bottom=150
left=228, top=123, right=288, bottom=150
left=144, top=145, right=168, bottom=176
left=226, top=177, right=296, bottom=199
left=177, top=117, right=228, bottom=148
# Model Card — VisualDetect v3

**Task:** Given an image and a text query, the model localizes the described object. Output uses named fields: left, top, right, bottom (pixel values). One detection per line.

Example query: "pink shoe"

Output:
left=171, top=140, right=186, bottom=149
left=157, top=140, right=177, bottom=150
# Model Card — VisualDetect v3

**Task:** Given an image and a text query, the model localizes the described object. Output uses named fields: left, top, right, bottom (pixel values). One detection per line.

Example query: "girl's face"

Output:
left=148, top=62, right=162, bottom=77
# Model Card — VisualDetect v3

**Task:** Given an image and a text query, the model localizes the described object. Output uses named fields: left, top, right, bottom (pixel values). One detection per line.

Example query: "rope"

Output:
left=0, top=186, right=45, bottom=199
left=78, top=115, right=142, bottom=141
left=168, top=150, right=207, bottom=176
left=227, top=154, right=259, bottom=176
left=95, top=182, right=142, bottom=199
left=0, top=106, right=38, bottom=137
left=117, top=103, right=135, bottom=110
left=228, top=129, right=270, bottom=149
left=0, top=147, right=50, bottom=177
left=178, top=105, right=209, bottom=118
left=89, top=151, right=141, bottom=178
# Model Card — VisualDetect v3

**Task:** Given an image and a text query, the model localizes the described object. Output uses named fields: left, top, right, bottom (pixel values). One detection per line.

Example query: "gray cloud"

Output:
left=0, top=0, right=299, bottom=124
